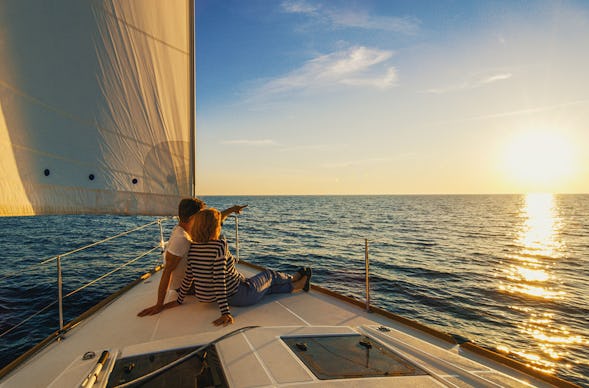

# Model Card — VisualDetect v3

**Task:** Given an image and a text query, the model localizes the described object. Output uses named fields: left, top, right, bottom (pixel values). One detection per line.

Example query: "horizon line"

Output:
left=196, top=192, right=589, bottom=196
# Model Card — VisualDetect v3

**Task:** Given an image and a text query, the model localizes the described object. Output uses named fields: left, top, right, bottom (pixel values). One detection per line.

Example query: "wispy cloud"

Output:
left=424, top=72, right=513, bottom=94
left=254, top=46, right=396, bottom=98
left=480, top=73, right=512, bottom=84
left=461, top=99, right=589, bottom=121
left=281, top=0, right=319, bottom=15
left=279, top=143, right=348, bottom=152
left=321, top=157, right=391, bottom=169
left=281, top=0, right=420, bottom=34
left=424, top=100, right=589, bottom=129
left=340, top=67, right=397, bottom=88
left=221, top=139, right=277, bottom=146
left=330, top=11, right=420, bottom=34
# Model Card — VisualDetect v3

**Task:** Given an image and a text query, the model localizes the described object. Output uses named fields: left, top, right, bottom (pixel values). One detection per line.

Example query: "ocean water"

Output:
left=0, top=194, right=588, bottom=386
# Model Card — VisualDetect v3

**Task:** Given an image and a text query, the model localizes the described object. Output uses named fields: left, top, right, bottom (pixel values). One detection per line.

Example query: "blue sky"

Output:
left=195, top=0, right=589, bottom=195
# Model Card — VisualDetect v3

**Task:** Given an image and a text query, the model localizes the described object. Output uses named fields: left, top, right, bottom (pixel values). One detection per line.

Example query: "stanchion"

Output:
left=365, top=239, right=370, bottom=312
left=57, top=256, right=64, bottom=339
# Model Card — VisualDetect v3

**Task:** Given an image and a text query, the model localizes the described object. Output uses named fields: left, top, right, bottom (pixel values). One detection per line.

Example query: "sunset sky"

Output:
left=195, top=0, right=589, bottom=195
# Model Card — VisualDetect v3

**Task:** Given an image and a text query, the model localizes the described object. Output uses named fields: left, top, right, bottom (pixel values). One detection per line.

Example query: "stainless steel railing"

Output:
left=0, top=217, right=172, bottom=340
left=0, top=213, right=374, bottom=342
left=230, top=214, right=372, bottom=312
left=365, top=238, right=371, bottom=312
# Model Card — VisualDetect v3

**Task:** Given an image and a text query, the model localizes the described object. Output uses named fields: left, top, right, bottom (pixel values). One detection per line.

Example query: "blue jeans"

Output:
left=228, top=269, right=293, bottom=307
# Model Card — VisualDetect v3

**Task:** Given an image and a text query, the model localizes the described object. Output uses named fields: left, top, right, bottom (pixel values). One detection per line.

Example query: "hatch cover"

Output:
left=106, top=345, right=228, bottom=387
left=282, top=334, right=428, bottom=380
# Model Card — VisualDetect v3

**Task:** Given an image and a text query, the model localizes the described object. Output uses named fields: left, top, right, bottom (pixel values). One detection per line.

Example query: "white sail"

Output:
left=0, top=0, right=194, bottom=216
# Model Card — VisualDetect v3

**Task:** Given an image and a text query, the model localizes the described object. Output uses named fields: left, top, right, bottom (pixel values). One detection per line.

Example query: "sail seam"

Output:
left=8, top=141, right=188, bottom=174
left=1, top=148, right=189, bottom=198
left=94, top=3, right=190, bottom=55
left=31, top=183, right=185, bottom=198
left=7, top=142, right=100, bottom=169
left=0, top=80, right=189, bottom=154
left=4, top=139, right=188, bottom=186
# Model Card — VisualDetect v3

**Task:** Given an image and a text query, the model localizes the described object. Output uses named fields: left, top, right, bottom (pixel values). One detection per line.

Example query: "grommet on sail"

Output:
left=0, top=0, right=194, bottom=216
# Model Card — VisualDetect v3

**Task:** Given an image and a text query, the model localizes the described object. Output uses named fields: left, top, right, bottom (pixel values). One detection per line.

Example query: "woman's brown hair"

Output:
left=191, top=208, right=221, bottom=243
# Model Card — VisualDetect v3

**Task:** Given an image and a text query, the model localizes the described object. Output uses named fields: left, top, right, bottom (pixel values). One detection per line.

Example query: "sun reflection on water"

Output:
left=519, top=193, right=565, bottom=259
left=496, top=193, right=585, bottom=375
left=499, top=193, right=564, bottom=300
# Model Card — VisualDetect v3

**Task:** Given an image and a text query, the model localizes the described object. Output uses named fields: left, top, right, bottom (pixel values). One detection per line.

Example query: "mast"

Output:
left=190, top=0, right=196, bottom=198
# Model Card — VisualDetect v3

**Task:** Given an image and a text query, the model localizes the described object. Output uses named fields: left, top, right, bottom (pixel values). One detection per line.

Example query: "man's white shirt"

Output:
left=166, top=225, right=192, bottom=291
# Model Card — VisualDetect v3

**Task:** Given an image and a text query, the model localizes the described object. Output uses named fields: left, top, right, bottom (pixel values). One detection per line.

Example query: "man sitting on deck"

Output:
left=159, top=208, right=311, bottom=327
left=138, top=198, right=247, bottom=317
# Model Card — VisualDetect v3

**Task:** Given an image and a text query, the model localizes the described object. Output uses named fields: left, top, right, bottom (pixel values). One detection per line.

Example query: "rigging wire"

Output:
left=0, top=218, right=171, bottom=339
left=63, top=245, right=160, bottom=299
left=0, top=245, right=160, bottom=339
left=0, top=218, right=168, bottom=282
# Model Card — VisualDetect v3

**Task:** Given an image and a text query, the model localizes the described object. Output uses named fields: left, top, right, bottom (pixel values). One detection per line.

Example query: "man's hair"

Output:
left=178, top=198, right=205, bottom=222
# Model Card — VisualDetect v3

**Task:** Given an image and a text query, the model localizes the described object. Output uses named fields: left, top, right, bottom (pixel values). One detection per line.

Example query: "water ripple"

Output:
left=0, top=195, right=588, bottom=386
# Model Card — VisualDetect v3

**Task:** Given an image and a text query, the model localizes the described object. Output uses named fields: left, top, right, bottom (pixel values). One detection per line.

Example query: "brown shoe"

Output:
left=303, top=267, right=312, bottom=292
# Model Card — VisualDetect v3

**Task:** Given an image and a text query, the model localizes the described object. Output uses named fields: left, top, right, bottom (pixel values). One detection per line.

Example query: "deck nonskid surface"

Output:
left=1, top=266, right=555, bottom=387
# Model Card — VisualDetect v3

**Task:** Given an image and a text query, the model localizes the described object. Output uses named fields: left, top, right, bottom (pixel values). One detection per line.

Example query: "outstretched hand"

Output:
left=213, top=314, right=234, bottom=327
left=232, top=205, right=247, bottom=214
left=221, top=205, right=248, bottom=222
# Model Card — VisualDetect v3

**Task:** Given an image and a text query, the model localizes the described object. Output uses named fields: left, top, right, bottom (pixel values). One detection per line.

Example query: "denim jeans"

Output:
left=228, top=269, right=293, bottom=307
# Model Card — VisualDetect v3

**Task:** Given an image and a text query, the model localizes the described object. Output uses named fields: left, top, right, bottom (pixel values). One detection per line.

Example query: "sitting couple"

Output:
left=138, top=198, right=312, bottom=326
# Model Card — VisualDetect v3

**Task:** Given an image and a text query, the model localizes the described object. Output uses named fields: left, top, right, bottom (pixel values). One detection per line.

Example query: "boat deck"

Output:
left=0, top=265, right=563, bottom=387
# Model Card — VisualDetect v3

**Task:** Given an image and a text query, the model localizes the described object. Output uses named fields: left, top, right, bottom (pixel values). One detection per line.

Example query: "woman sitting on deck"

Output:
left=163, top=208, right=312, bottom=326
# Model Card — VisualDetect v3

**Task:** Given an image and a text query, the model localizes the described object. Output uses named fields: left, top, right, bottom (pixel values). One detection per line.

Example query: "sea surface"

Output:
left=0, top=194, right=588, bottom=386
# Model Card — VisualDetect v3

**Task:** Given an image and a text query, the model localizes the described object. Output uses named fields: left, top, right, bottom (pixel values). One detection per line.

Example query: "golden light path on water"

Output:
left=497, top=193, right=586, bottom=375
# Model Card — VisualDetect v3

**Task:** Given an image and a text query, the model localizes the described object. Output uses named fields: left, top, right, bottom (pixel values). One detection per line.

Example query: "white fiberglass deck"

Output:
left=0, top=265, right=562, bottom=388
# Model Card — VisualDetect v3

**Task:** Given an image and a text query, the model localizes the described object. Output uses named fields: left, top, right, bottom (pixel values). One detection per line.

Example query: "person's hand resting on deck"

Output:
left=138, top=301, right=180, bottom=316
left=137, top=304, right=164, bottom=316
left=213, top=314, right=234, bottom=327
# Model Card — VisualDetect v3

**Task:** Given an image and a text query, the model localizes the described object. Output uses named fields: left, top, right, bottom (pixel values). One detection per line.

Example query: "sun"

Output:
left=502, top=129, right=576, bottom=192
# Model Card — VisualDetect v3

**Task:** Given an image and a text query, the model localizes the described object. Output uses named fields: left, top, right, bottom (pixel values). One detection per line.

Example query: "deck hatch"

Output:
left=282, top=334, right=428, bottom=380
left=105, top=345, right=228, bottom=387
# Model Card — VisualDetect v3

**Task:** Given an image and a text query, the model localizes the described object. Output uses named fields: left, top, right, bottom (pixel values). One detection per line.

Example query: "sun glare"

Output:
left=502, top=130, right=575, bottom=192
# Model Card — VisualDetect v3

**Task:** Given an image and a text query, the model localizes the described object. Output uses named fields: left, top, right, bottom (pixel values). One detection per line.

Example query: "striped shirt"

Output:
left=176, top=239, right=244, bottom=315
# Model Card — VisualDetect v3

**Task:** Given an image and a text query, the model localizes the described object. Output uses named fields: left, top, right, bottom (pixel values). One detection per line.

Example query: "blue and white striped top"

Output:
left=176, top=239, right=244, bottom=315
